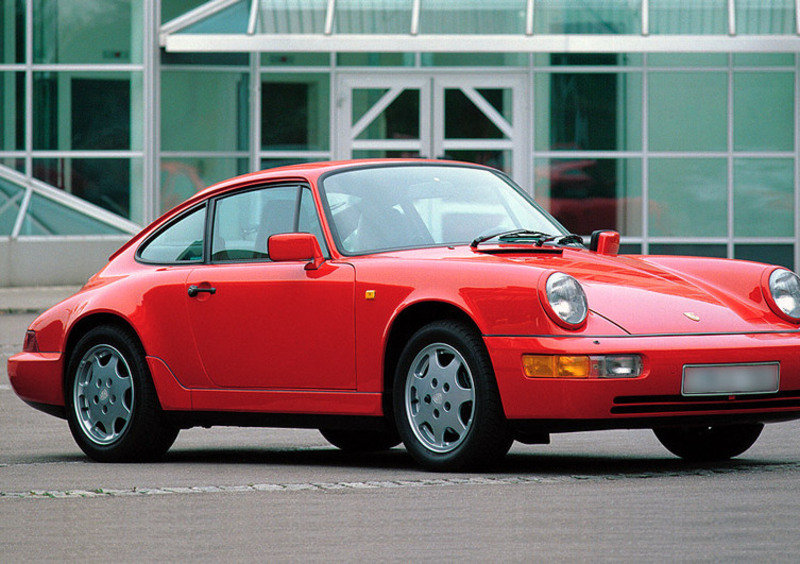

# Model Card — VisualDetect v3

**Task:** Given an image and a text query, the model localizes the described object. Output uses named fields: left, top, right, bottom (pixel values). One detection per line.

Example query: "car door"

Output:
left=184, top=184, right=357, bottom=390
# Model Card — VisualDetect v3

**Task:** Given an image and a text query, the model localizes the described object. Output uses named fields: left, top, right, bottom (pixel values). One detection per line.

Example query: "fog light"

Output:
left=601, top=355, right=642, bottom=378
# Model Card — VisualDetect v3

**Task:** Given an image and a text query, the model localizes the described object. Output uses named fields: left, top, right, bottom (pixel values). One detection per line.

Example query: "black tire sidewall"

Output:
left=653, top=423, right=764, bottom=461
left=65, top=325, right=171, bottom=462
left=393, top=320, right=511, bottom=471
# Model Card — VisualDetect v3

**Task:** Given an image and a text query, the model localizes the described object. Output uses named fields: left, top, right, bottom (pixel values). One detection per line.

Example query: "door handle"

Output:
left=188, top=285, right=216, bottom=298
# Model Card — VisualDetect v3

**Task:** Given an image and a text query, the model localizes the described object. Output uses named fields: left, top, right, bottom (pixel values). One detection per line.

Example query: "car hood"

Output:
left=362, top=246, right=784, bottom=336
left=542, top=249, right=775, bottom=335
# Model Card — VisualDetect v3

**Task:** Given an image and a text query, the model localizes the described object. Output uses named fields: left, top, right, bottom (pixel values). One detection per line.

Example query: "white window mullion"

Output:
left=350, top=87, right=404, bottom=139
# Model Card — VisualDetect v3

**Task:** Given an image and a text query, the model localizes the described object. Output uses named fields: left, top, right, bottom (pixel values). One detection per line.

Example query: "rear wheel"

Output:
left=653, top=423, right=764, bottom=461
left=393, top=320, right=512, bottom=471
left=65, top=325, right=179, bottom=462
left=319, top=428, right=401, bottom=452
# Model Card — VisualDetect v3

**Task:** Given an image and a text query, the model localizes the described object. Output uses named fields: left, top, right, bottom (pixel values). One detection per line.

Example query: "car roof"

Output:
left=187, top=158, right=490, bottom=204
left=110, top=159, right=494, bottom=262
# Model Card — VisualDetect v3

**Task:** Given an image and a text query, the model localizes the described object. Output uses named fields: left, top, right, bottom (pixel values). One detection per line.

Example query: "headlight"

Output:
left=766, top=268, right=800, bottom=322
left=541, top=272, right=588, bottom=329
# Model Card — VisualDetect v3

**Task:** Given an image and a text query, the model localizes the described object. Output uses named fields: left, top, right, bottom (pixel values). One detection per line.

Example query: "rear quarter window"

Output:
left=138, top=206, right=206, bottom=263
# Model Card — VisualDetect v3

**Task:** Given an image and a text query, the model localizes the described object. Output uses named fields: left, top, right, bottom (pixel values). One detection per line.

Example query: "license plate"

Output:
left=682, top=362, right=779, bottom=396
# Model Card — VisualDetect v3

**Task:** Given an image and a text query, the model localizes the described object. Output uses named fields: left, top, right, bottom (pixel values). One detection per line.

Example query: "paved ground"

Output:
left=3, top=297, right=800, bottom=562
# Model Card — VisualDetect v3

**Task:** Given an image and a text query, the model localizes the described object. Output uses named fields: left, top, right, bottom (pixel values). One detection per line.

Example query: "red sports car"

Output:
left=9, top=160, right=800, bottom=471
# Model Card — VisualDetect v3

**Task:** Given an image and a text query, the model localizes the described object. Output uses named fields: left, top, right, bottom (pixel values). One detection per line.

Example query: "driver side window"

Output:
left=211, top=186, right=327, bottom=262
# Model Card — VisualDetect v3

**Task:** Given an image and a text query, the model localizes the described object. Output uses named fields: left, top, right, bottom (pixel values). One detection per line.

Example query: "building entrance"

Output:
left=336, top=73, right=528, bottom=188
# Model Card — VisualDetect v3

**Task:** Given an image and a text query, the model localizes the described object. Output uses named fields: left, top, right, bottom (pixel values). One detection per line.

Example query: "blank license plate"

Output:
left=682, top=363, right=779, bottom=396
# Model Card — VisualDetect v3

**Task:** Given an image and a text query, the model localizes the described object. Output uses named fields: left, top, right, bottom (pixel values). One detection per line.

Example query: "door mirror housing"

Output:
left=589, top=230, right=620, bottom=256
left=268, top=233, right=325, bottom=270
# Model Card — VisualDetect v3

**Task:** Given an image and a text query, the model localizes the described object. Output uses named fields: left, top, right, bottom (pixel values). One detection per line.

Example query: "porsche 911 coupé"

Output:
left=9, top=160, right=800, bottom=471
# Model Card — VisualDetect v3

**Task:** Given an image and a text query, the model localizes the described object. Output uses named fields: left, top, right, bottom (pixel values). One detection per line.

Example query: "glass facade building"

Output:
left=1, top=0, right=799, bottom=284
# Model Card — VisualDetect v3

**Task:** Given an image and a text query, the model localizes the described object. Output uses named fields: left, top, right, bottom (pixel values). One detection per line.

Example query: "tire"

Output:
left=653, top=423, right=764, bottom=461
left=393, top=320, right=512, bottom=471
left=319, top=427, right=401, bottom=452
left=65, top=325, right=179, bottom=462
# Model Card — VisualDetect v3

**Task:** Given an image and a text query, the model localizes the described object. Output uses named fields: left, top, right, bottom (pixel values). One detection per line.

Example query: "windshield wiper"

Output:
left=555, top=234, right=585, bottom=247
left=470, top=229, right=550, bottom=248
left=533, top=233, right=585, bottom=247
left=470, top=229, right=585, bottom=249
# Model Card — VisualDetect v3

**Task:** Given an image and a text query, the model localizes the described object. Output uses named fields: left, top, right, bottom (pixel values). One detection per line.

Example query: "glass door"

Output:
left=336, top=75, right=432, bottom=160
left=336, top=73, right=528, bottom=187
left=432, top=74, right=526, bottom=184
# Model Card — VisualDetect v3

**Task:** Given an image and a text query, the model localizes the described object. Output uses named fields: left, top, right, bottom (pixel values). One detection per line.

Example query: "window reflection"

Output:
left=0, top=175, right=24, bottom=235
left=33, top=0, right=139, bottom=64
left=535, top=66, right=642, bottom=152
left=162, top=71, right=249, bottom=152
left=734, top=159, right=794, bottom=238
left=33, top=158, right=140, bottom=221
left=648, top=158, right=727, bottom=238
left=735, top=245, right=794, bottom=271
left=0, top=72, right=24, bottom=150
left=648, top=72, right=728, bottom=152
left=262, top=74, right=330, bottom=150
left=535, top=158, right=642, bottom=236
left=160, top=158, right=249, bottom=213
left=33, top=72, right=138, bottom=152
left=534, top=0, right=642, bottom=34
left=649, top=244, right=727, bottom=258
left=649, top=0, right=728, bottom=35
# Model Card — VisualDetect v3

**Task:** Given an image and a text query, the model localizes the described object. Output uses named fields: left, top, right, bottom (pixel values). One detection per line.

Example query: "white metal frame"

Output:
left=160, top=0, right=800, bottom=53
left=529, top=52, right=800, bottom=270
left=335, top=72, right=529, bottom=187
left=0, top=0, right=150, bottom=238
left=0, top=164, right=139, bottom=238
left=166, top=33, right=800, bottom=54
left=1, top=0, right=798, bottom=271
left=336, top=74, right=433, bottom=160
left=432, top=74, right=528, bottom=185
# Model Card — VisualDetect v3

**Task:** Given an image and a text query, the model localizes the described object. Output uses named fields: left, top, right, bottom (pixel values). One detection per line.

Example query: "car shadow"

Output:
left=158, top=445, right=790, bottom=479
left=163, top=446, right=418, bottom=470
left=500, top=450, right=779, bottom=477
left=1, top=453, right=88, bottom=465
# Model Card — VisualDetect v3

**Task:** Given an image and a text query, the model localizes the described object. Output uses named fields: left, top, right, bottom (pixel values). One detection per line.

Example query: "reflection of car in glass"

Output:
left=535, top=157, right=622, bottom=234
left=9, top=160, right=800, bottom=471
left=160, top=161, right=207, bottom=212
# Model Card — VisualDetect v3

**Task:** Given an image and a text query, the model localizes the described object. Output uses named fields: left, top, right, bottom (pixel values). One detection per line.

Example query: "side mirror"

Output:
left=589, top=230, right=620, bottom=256
left=268, top=233, right=325, bottom=270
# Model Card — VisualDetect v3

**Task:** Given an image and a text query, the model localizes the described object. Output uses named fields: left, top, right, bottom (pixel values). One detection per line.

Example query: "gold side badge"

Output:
left=683, top=312, right=701, bottom=322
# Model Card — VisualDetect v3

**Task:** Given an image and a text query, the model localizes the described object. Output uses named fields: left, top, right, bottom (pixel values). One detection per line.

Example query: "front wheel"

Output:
left=393, top=321, right=512, bottom=471
left=653, top=423, right=764, bottom=461
left=65, top=325, right=179, bottom=462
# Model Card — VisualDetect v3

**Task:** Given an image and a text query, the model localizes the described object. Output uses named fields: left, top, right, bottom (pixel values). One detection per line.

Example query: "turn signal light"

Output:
left=523, top=354, right=642, bottom=379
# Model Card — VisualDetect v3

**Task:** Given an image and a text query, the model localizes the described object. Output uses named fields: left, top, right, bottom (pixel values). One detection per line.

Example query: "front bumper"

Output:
left=486, top=331, right=800, bottom=426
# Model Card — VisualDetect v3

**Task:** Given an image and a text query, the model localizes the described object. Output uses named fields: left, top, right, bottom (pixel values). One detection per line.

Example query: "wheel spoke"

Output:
left=73, top=344, right=134, bottom=446
left=411, top=389, right=436, bottom=422
left=438, top=406, right=468, bottom=442
left=405, top=343, right=475, bottom=454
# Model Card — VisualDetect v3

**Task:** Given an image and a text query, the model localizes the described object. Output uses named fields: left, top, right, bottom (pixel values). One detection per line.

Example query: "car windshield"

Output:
left=320, top=164, right=567, bottom=255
